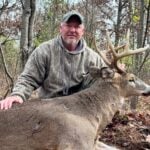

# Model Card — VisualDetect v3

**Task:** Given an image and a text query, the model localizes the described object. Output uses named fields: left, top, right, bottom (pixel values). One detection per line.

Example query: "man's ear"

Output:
left=89, top=67, right=114, bottom=79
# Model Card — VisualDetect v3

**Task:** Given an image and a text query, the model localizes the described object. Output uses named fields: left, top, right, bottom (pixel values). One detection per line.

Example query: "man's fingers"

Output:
left=0, top=96, right=23, bottom=110
left=0, top=100, right=4, bottom=110
left=7, top=100, right=13, bottom=109
left=0, top=99, right=12, bottom=110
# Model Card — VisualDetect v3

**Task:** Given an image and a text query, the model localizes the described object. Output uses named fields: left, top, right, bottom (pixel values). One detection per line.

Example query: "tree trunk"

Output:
left=134, top=0, right=144, bottom=75
left=115, top=0, right=122, bottom=46
left=20, top=0, right=36, bottom=69
left=131, top=0, right=145, bottom=110
left=138, top=0, right=150, bottom=72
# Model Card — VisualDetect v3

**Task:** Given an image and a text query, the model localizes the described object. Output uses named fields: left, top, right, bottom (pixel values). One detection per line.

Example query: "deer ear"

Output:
left=100, top=67, right=115, bottom=79
left=89, top=66, right=101, bottom=78
left=89, top=67, right=114, bottom=79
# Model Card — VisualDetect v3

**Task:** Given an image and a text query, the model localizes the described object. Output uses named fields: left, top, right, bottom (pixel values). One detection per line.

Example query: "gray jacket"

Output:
left=11, top=36, right=106, bottom=100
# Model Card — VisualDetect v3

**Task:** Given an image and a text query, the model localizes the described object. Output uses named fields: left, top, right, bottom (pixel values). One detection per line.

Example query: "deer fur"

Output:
left=0, top=67, right=150, bottom=150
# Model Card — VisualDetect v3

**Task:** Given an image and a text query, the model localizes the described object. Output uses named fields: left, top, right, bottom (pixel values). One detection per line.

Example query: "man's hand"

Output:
left=0, top=96, right=23, bottom=110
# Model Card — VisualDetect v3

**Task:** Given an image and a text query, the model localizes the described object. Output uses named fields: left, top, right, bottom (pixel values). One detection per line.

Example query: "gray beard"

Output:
left=64, top=39, right=79, bottom=47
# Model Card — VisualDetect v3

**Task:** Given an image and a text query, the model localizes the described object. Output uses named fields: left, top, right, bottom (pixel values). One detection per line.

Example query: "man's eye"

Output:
left=66, top=25, right=70, bottom=27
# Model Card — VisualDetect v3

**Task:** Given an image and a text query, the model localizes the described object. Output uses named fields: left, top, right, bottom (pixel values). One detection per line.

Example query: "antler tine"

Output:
left=124, top=29, right=130, bottom=52
left=94, top=36, right=111, bottom=67
left=114, top=44, right=126, bottom=51
left=106, top=30, right=117, bottom=59
left=94, top=31, right=126, bottom=73
left=105, top=30, right=126, bottom=73
left=117, top=45, right=150, bottom=58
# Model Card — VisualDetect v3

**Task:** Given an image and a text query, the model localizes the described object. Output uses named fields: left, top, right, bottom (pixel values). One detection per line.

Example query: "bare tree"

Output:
left=114, top=0, right=129, bottom=46
left=0, top=0, right=21, bottom=97
left=138, top=0, right=150, bottom=72
left=20, top=0, right=36, bottom=68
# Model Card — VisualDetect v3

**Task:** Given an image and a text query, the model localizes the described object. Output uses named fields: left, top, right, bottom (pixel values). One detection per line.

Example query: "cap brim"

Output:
left=62, top=11, right=84, bottom=24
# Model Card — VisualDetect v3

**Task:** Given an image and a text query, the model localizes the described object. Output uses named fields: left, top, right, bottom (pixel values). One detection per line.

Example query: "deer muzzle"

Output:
left=142, top=86, right=150, bottom=96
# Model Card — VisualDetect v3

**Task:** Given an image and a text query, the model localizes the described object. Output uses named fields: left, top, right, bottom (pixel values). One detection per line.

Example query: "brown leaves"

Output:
left=99, top=111, right=150, bottom=150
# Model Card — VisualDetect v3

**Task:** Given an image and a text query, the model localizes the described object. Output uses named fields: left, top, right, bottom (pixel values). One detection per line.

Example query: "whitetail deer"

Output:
left=0, top=30, right=149, bottom=150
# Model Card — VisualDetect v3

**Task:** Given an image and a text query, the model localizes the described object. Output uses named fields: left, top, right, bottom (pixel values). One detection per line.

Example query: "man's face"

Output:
left=60, top=19, right=85, bottom=46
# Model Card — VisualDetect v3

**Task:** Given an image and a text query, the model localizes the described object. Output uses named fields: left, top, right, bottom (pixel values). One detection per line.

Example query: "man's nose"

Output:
left=69, top=26, right=76, bottom=32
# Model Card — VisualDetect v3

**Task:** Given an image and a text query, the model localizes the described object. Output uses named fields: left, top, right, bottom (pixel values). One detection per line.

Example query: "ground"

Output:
left=99, top=97, right=150, bottom=150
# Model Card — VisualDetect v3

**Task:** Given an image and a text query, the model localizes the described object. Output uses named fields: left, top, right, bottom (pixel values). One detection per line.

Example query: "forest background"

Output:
left=0, top=0, right=150, bottom=108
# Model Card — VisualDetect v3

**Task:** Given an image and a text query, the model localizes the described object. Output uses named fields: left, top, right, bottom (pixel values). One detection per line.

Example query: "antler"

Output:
left=95, top=29, right=150, bottom=73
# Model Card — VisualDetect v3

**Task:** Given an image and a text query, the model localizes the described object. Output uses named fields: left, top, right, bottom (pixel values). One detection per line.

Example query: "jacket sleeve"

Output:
left=11, top=46, right=48, bottom=101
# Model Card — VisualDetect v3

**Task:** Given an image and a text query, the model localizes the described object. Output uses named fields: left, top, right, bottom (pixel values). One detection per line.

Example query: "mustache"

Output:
left=67, top=33, right=77, bottom=36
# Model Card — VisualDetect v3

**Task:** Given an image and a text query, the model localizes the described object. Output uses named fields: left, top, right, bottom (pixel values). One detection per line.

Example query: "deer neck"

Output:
left=76, top=79, right=124, bottom=131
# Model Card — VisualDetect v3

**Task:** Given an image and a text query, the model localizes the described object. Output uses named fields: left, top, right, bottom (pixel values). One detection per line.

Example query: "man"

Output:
left=0, top=10, right=106, bottom=110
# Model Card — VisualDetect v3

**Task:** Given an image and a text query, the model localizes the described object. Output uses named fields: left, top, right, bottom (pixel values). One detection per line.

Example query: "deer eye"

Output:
left=128, top=75, right=136, bottom=82
left=129, top=78, right=135, bottom=82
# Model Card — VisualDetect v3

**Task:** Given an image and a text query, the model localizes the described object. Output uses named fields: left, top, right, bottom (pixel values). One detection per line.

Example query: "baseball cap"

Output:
left=62, top=10, right=84, bottom=24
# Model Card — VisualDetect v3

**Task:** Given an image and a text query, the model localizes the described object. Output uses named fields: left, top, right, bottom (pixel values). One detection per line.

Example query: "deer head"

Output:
left=93, top=29, right=150, bottom=97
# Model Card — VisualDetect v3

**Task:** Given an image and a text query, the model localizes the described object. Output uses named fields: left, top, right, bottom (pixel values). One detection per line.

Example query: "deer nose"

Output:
left=142, top=86, right=150, bottom=96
